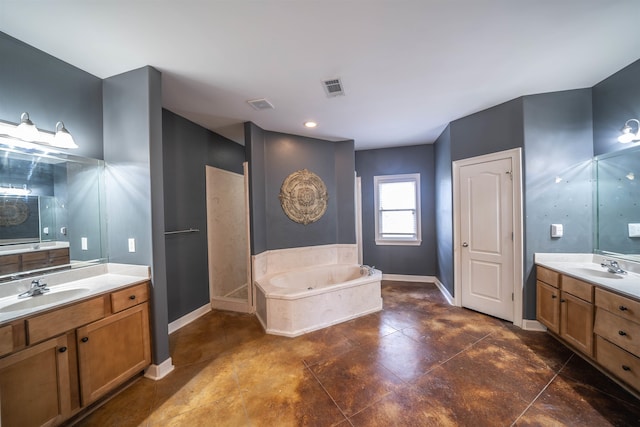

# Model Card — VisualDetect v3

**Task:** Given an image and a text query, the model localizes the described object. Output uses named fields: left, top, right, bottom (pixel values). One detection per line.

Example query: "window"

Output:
left=374, top=173, right=421, bottom=245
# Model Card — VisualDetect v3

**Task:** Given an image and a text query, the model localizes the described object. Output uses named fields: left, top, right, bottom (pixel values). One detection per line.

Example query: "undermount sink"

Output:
left=0, top=288, right=91, bottom=313
left=569, top=267, right=624, bottom=280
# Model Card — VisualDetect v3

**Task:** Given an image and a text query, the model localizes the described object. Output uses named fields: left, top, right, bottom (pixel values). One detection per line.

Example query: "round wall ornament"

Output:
left=279, top=169, right=328, bottom=225
left=0, top=198, right=29, bottom=227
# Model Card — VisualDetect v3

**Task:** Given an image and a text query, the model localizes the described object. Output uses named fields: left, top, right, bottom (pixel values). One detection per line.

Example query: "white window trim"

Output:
left=374, top=173, right=422, bottom=246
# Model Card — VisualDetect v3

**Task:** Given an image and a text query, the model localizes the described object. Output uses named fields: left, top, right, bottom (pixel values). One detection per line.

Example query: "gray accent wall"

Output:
left=522, top=89, right=594, bottom=319
left=434, top=125, right=453, bottom=295
left=0, top=32, right=104, bottom=160
left=246, top=123, right=355, bottom=254
left=593, top=58, right=640, bottom=156
left=355, top=145, right=436, bottom=276
left=162, top=109, right=245, bottom=322
left=103, top=66, right=169, bottom=365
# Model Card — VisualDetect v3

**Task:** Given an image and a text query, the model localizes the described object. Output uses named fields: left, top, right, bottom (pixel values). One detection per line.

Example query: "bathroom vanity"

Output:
left=536, top=254, right=640, bottom=396
left=0, top=264, right=151, bottom=427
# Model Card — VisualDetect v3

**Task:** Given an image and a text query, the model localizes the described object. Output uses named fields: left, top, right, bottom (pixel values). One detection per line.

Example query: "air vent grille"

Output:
left=247, top=98, right=275, bottom=110
left=322, top=78, right=345, bottom=97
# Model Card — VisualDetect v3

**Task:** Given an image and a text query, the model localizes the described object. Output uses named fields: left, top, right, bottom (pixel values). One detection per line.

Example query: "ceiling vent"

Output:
left=322, top=78, right=345, bottom=97
left=247, top=98, right=275, bottom=110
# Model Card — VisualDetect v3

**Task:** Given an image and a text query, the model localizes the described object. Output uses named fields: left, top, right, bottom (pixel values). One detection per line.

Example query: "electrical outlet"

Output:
left=128, top=238, right=136, bottom=253
left=81, top=237, right=88, bottom=251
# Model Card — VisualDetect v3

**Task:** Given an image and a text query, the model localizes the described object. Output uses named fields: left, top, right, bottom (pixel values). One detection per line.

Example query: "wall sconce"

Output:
left=53, top=121, right=78, bottom=149
left=10, top=112, right=39, bottom=142
left=618, top=119, right=640, bottom=143
left=0, top=112, right=78, bottom=149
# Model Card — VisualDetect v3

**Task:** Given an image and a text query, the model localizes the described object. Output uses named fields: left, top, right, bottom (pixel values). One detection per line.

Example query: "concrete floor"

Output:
left=75, top=281, right=640, bottom=426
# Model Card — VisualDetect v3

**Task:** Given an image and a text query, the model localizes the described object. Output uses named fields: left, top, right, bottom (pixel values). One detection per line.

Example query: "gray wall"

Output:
left=434, top=125, right=453, bottom=295
left=522, top=89, right=594, bottom=319
left=0, top=32, right=104, bottom=160
left=355, top=145, right=436, bottom=276
left=103, top=66, right=169, bottom=365
left=246, top=123, right=355, bottom=254
left=162, top=109, right=245, bottom=322
left=593, top=59, right=640, bottom=156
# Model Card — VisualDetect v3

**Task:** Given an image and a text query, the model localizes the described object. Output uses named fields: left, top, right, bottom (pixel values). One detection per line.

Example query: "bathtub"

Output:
left=254, top=264, right=382, bottom=337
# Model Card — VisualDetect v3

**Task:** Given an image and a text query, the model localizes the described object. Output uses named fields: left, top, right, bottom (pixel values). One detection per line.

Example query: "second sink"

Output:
left=0, top=288, right=91, bottom=313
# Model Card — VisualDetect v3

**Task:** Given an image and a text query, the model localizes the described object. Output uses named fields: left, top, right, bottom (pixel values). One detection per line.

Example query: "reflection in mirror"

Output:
left=596, top=145, right=640, bottom=261
left=0, top=137, right=106, bottom=281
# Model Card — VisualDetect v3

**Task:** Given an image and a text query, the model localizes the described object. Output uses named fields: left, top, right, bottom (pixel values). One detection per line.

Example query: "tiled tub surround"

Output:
left=0, top=263, right=150, bottom=323
left=253, top=244, right=383, bottom=337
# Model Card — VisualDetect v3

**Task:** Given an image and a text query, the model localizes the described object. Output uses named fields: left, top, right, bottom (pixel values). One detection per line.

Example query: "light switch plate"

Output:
left=551, top=224, right=563, bottom=238
left=629, top=223, right=640, bottom=238
left=128, top=238, right=136, bottom=252
left=81, top=237, right=88, bottom=250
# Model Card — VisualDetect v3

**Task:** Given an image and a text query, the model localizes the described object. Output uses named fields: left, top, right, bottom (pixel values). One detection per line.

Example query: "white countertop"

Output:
left=0, top=263, right=150, bottom=324
left=535, top=253, right=640, bottom=300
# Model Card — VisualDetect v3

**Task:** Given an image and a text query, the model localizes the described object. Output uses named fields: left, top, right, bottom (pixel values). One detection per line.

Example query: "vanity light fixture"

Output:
left=0, top=184, right=31, bottom=196
left=618, top=119, right=640, bottom=143
left=304, top=121, right=318, bottom=128
left=10, top=112, right=39, bottom=142
left=53, top=121, right=78, bottom=149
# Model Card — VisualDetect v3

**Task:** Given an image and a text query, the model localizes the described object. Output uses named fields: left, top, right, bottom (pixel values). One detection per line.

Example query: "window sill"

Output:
left=375, top=239, right=422, bottom=246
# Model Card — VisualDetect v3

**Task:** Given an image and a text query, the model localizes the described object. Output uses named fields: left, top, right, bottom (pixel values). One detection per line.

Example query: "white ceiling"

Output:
left=1, top=0, right=639, bottom=150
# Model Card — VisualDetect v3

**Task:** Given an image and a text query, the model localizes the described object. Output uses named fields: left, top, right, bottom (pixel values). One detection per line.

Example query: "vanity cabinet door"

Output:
left=560, top=291, right=594, bottom=356
left=76, top=303, right=151, bottom=405
left=536, top=280, right=560, bottom=334
left=0, top=335, right=71, bottom=427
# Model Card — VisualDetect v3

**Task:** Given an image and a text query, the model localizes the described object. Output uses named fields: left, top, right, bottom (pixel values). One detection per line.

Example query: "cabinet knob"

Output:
left=81, top=337, right=89, bottom=343
left=560, top=299, right=566, bottom=303
left=619, top=330, right=627, bottom=336
left=58, top=346, right=67, bottom=353
left=129, top=295, right=136, bottom=300
left=622, top=365, right=632, bottom=371
left=619, top=305, right=628, bottom=311
left=551, top=295, right=557, bottom=299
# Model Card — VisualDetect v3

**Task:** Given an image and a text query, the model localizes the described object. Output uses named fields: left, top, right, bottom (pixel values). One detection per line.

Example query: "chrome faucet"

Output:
left=360, top=265, right=376, bottom=276
left=18, top=278, right=50, bottom=298
left=601, top=259, right=627, bottom=275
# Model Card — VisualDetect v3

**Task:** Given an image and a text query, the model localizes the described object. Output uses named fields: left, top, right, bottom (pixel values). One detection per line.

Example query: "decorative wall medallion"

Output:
left=0, top=199, right=29, bottom=227
left=279, top=169, right=328, bottom=225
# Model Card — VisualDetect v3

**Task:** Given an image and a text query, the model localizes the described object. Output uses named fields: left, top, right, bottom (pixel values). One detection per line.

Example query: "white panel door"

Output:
left=460, top=157, right=514, bottom=321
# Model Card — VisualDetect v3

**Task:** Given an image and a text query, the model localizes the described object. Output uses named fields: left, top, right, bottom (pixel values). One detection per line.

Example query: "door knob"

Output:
left=462, top=242, right=469, bottom=247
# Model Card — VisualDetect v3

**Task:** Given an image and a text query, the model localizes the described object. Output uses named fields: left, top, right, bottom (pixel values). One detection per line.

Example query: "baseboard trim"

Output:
left=382, top=274, right=436, bottom=283
left=522, top=319, right=546, bottom=331
left=144, top=357, right=175, bottom=380
left=168, top=304, right=212, bottom=334
left=432, top=277, right=455, bottom=305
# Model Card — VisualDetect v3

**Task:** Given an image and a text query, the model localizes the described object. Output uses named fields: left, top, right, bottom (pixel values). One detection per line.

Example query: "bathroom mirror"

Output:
left=0, top=137, right=106, bottom=281
left=595, top=144, right=640, bottom=261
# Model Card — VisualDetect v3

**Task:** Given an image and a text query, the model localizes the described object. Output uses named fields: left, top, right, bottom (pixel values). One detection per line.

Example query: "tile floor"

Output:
left=75, top=281, right=640, bottom=426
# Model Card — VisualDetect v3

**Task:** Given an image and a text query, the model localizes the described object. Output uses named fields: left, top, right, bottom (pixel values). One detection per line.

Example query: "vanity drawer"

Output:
left=0, top=254, right=21, bottom=275
left=0, top=324, right=14, bottom=357
left=536, top=266, right=559, bottom=287
left=27, top=297, right=106, bottom=345
left=596, top=288, right=640, bottom=324
left=21, top=251, right=49, bottom=271
left=595, top=308, right=640, bottom=356
left=49, top=248, right=70, bottom=266
left=596, top=335, right=640, bottom=391
left=111, top=282, right=149, bottom=313
left=561, top=275, right=593, bottom=303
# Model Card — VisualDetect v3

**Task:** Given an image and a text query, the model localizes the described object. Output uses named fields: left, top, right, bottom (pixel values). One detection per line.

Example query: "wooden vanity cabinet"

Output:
left=0, top=281, right=151, bottom=426
left=594, top=287, right=640, bottom=392
left=536, top=266, right=594, bottom=357
left=0, top=334, right=72, bottom=427
left=77, top=302, right=151, bottom=405
left=0, top=247, right=70, bottom=276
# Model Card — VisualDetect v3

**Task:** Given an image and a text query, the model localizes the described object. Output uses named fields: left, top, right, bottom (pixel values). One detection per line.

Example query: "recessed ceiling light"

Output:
left=304, top=121, right=317, bottom=128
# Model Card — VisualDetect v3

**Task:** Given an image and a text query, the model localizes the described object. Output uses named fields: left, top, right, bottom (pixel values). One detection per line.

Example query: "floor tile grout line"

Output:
left=510, top=353, right=575, bottom=426
left=303, top=359, right=354, bottom=426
